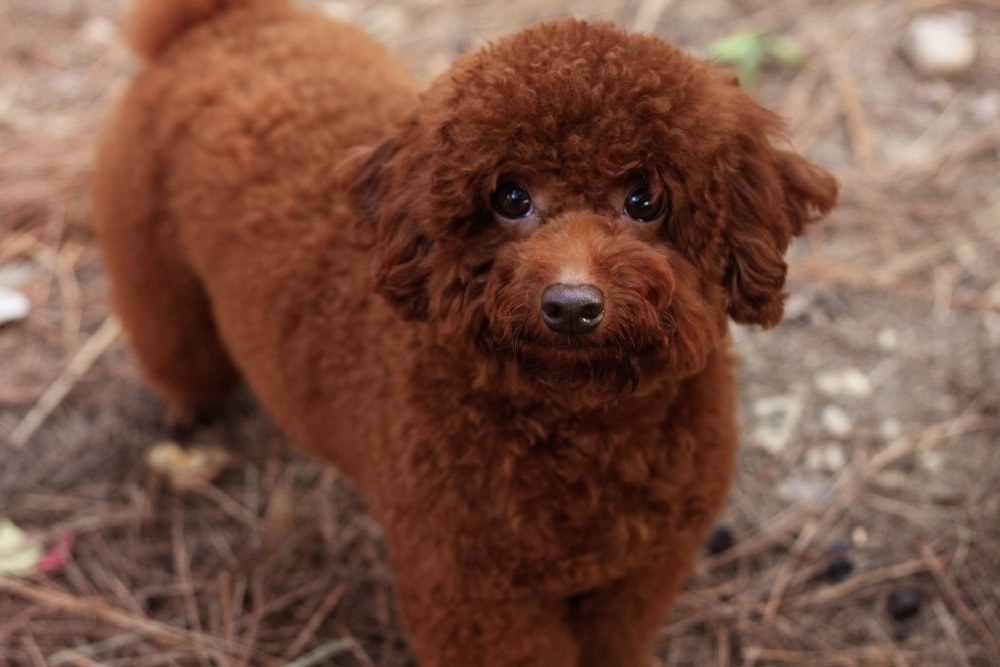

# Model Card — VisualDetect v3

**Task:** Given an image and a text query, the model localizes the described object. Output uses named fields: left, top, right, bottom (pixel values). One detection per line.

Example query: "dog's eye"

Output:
left=624, top=184, right=668, bottom=223
left=491, top=182, right=534, bottom=220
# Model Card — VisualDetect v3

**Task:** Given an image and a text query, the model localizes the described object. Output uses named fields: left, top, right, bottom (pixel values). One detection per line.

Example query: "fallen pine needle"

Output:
left=8, top=315, right=121, bottom=448
left=281, top=638, right=355, bottom=667
left=0, top=575, right=250, bottom=659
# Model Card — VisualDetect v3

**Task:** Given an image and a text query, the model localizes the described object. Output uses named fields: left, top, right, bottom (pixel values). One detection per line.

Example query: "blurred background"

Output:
left=1, top=0, right=997, bottom=665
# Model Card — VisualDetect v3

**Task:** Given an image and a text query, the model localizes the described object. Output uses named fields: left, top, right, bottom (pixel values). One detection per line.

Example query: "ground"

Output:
left=0, top=0, right=998, bottom=665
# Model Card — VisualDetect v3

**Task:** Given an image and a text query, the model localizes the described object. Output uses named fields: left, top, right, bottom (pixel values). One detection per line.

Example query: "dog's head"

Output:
left=341, top=20, right=837, bottom=401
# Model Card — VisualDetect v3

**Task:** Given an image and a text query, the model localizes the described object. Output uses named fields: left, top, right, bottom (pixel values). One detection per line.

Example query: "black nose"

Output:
left=540, top=283, right=605, bottom=335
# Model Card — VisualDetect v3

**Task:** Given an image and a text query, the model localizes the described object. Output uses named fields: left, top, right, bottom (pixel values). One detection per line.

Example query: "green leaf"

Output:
left=709, top=29, right=806, bottom=89
left=765, top=35, right=806, bottom=66
left=709, top=29, right=766, bottom=65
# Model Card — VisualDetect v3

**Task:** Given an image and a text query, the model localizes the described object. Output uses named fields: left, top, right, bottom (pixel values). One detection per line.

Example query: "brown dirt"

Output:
left=1, top=0, right=998, bottom=665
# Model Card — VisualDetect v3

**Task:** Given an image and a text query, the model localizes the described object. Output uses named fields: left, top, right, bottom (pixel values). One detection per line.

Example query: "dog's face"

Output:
left=342, top=20, right=837, bottom=400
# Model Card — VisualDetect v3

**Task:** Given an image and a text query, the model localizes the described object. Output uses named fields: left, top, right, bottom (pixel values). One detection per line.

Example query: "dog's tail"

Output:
left=125, top=0, right=287, bottom=60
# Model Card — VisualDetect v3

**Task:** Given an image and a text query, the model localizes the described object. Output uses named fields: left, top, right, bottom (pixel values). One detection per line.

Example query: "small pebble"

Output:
left=0, top=286, right=31, bottom=326
left=81, top=16, right=116, bottom=45
left=876, top=328, right=898, bottom=351
left=0, top=261, right=38, bottom=288
left=751, top=394, right=804, bottom=453
left=902, top=13, right=977, bottom=78
left=879, top=418, right=903, bottom=441
left=815, top=368, right=872, bottom=399
left=821, top=405, right=853, bottom=438
left=805, top=443, right=847, bottom=472
left=776, top=475, right=829, bottom=504
left=705, top=525, right=736, bottom=556
left=887, top=589, right=922, bottom=621
left=917, top=448, right=946, bottom=473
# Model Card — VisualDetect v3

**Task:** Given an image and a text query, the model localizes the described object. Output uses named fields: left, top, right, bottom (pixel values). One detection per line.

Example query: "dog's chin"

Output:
left=501, top=338, right=680, bottom=406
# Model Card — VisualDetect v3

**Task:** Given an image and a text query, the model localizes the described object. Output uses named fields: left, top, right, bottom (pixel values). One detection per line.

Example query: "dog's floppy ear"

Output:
left=338, top=136, right=432, bottom=321
left=721, top=131, right=837, bottom=328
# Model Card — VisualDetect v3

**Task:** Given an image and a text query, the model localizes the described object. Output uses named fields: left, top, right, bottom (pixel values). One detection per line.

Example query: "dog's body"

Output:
left=93, top=0, right=837, bottom=664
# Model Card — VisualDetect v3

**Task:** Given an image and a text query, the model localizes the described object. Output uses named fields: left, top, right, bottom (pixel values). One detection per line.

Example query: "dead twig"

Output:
left=743, top=645, right=903, bottom=666
left=931, top=597, right=973, bottom=667
left=826, top=50, right=875, bottom=174
left=282, top=583, right=346, bottom=660
left=50, top=616, right=189, bottom=665
left=170, top=498, right=212, bottom=667
left=7, top=315, right=121, bottom=448
left=761, top=517, right=821, bottom=622
left=0, top=575, right=255, bottom=661
left=919, top=542, right=1000, bottom=661
left=281, top=638, right=355, bottom=667
left=785, top=557, right=937, bottom=609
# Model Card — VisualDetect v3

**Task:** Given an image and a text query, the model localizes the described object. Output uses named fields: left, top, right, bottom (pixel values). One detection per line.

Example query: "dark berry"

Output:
left=824, top=556, right=855, bottom=583
left=887, top=589, right=922, bottom=621
left=706, top=525, right=735, bottom=556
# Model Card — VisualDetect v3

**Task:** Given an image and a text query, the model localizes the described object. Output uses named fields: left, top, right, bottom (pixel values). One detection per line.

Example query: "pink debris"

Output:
left=36, top=534, right=75, bottom=573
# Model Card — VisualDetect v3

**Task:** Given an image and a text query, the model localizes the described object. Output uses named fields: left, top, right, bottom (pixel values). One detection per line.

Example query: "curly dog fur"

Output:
left=92, top=0, right=837, bottom=664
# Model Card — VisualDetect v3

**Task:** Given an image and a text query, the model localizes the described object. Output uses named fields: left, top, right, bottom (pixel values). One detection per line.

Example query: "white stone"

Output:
left=918, top=449, right=946, bottom=473
left=815, top=368, right=873, bottom=398
left=821, top=405, right=853, bottom=438
left=880, top=418, right=903, bottom=441
left=776, top=475, right=830, bottom=504
left=0, top=261, right=38, bottom=288
left=0, top=286, right=30, bottom=326
left=782, top=292, right=813, bottom=321
left=902, top=13, right=977, bottom=78
left=877, top=327, right=898, bottom=351
left=751, top=394, right=804, bottom=454
left=805, top=443, right=847, bottom=472
left=81, top=16, right=116, bottom=45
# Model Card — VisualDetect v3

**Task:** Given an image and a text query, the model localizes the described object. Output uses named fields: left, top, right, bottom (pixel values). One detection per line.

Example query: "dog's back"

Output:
left=92, top=0, right=418, bottom=469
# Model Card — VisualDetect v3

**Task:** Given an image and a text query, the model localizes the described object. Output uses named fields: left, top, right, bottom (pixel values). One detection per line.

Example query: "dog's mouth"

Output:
left=515, top=335, right=619, bottom=354
left=505, top=335, right=666, bottom=391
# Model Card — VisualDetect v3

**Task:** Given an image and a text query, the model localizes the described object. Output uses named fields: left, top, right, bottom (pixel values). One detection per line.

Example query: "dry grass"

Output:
left=1, top=0, right=998, bottom=665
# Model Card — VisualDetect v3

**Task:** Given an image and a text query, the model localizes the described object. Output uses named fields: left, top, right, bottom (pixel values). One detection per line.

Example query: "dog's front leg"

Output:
left=568, top=553, right=701, bottom=667
left=392, top=565, right=580, bottom=667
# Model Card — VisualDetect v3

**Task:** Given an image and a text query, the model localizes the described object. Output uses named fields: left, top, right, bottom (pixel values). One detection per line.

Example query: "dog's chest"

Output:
left=454, top=412, right=705, bottom=592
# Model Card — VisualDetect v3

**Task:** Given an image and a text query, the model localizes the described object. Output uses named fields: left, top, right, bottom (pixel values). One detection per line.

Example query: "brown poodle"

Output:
left=92, top=0, right=838, bottom=664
